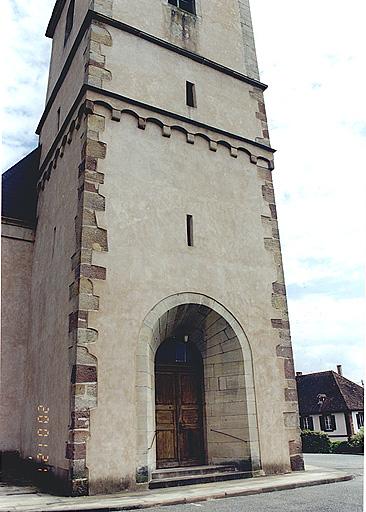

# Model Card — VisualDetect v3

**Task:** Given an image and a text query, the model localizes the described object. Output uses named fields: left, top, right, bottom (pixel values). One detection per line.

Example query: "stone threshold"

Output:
left=0, top=466, right=353, bottom=512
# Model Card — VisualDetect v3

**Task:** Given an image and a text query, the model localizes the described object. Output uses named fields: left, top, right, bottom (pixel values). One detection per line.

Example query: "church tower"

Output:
left=1, top=0, right=304, bottom=496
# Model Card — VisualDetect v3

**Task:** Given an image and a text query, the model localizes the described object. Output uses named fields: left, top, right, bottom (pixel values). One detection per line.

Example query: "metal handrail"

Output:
left=147, top=431, right=157, bottom=452
left=210, top=428, right=247, bottom=443
left=146, top=429, right=247, bottom=454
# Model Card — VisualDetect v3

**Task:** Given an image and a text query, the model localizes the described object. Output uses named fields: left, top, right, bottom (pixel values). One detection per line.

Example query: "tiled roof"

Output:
left=1, top=147, right=41, bottom=227
left=296, top=371, right=364, bottom=415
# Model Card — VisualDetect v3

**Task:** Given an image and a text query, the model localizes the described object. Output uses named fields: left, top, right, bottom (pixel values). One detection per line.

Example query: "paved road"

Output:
left=139, top=454, right=364, bottom=512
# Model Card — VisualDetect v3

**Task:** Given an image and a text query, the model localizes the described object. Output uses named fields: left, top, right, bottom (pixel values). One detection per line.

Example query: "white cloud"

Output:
left=290, top=294, right=365, bottom=383
left=251, top=0, right=366, bottom=382
left=1, top=0, right=52, bottom=170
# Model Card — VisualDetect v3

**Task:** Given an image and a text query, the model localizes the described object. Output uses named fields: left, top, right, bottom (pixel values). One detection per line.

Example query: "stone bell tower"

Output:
left=1, top=0, right=303, bottom=497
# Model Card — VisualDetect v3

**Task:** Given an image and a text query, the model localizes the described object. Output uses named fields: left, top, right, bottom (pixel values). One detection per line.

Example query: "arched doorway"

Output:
left=155, top=339, right=204, bottom=468
left=135, top=293, right=261, bottom=484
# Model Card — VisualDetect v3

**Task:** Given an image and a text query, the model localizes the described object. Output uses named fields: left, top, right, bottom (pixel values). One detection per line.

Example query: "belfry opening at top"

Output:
left=168, top=0, right=196, bottom=15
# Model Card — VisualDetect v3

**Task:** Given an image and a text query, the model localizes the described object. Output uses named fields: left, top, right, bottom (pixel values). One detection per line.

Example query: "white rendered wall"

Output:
left=310, top=413, right=348, bottom=441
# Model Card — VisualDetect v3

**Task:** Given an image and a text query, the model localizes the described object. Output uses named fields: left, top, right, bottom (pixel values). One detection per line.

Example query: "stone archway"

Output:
left=135, top=293, right=261, bottom=483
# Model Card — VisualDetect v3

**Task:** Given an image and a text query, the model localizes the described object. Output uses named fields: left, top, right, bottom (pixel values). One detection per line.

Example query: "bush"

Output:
left=330, top=440, right=351, bottom=454
left=301, top=430, right=331, bottom=453
left=349, top=427, right=364, bottom=453
left=330, top=428, right=364, bottom=454
left=329, top=440, right=341, bottom=453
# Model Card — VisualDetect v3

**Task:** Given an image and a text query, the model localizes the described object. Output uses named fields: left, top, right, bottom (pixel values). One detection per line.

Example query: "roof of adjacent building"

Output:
left=296, top=370, right=364, bottom=415
left=1, top=147, right=41, bottom=227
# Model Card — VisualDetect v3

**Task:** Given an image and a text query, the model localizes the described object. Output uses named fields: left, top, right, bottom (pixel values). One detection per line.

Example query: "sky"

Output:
left=2, top=0, right=365, bottom=383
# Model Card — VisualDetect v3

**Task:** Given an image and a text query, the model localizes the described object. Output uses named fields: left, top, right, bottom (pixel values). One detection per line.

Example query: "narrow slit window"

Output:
left=186, top=81, right=197, bottom=108
left=64, top=0, right=75, bottom=46
left=168, top=0, right=196, bottom=15
left=57, top=107, right=61, bottom=131
left=186, top=215, right=194, bottom=247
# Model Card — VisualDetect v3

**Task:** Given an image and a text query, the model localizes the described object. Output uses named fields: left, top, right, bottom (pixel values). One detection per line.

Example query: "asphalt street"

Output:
left=139, top=454, right=364, bottom=512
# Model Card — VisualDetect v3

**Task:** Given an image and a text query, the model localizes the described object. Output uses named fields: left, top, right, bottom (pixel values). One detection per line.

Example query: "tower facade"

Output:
left=1, top=0, right=304, bottom=496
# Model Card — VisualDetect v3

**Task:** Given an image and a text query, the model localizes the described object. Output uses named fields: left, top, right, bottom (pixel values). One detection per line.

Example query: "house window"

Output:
left=300, top=416, right=314, bottom=431
left=320, top=414, right=336, bottom=432
left=168, top=0, right=196, bottom=15
left=64, top=0, right=75, bottom=46
left=324, top=415, right=332, bottom=430
left=356, top=412, right=364, bottom=429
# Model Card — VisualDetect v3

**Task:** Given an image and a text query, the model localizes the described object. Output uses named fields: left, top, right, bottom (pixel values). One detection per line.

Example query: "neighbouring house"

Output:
left=296, top=365, right=364, bottom=441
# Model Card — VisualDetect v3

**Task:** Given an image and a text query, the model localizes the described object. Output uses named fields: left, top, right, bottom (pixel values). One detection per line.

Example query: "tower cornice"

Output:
left=38, top=10, right=268, bottom=136
left=36, top=82, right=276, bottom=204
left=38, top=83, right=275, bottom=184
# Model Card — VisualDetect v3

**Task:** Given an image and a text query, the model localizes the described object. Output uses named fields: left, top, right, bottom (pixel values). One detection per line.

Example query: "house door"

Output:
left=155, top=341, right=204, bottom=469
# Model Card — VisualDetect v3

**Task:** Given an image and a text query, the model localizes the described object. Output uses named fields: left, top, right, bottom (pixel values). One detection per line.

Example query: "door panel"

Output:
left=156, top=428, right=177, bottom=462
left=155, top=373, right=178, bottom=467
left=178, top=372, right=204, bottom=465
left=156, top=373, right=175, bottom=404
left=179, top=427, right=204, bottom=463
left=180, top=373, right=199, bottom=404
left=181, top=407, right=199, bottom=425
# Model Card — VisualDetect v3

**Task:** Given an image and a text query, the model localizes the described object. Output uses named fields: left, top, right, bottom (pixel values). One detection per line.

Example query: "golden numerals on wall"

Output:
left=37, top=405, right=49, bottom=472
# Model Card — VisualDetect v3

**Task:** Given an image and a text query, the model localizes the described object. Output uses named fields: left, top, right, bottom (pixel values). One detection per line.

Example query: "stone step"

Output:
left=149, top=470, right=253, bottom=489
left=151, top=465, right=236, bottom=480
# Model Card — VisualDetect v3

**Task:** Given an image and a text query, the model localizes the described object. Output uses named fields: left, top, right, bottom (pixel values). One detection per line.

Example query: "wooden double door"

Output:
left=155, top=364, right=205, bottom=468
